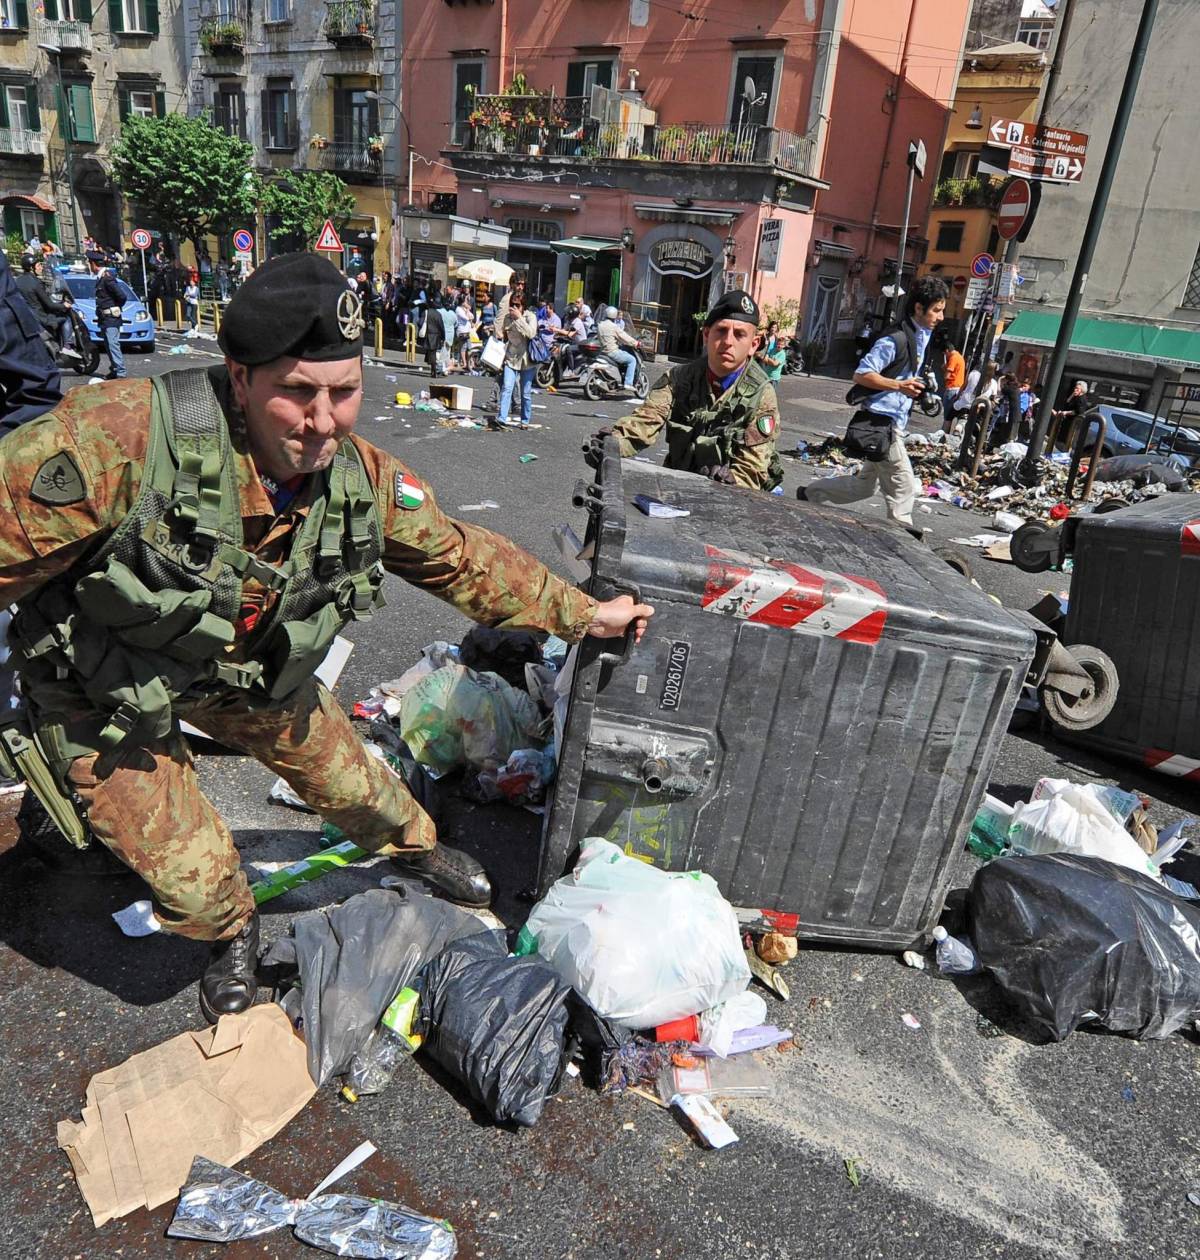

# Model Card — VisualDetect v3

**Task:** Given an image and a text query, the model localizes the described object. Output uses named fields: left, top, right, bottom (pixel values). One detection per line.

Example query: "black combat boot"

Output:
left=390, top=842, right=493, bottom=907
left=199, top=914, right=260, bottom=1025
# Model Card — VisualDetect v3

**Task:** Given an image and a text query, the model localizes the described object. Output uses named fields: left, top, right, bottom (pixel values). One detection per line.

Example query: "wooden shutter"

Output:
left=145, top=0, right=158, bottom=34
left=286, top=88, right=298, bottom=147
left=260, top=87, right=270, bottom=147
left=75, top=0, right=92, bottom=21
left=0, top=91, right=9, bottom=131
left=44, top=0, right=59, bottom=20
left=117, top=84, right=130, bottom=121
left=69, top=82, right=95, bottom=141
left=15, top=0, right=29, bottom=27
left=108, top=0, right=123, bottom=33
left=154, top=88, right=165, bottom=116
left=26, top=83, right=40, bottom=131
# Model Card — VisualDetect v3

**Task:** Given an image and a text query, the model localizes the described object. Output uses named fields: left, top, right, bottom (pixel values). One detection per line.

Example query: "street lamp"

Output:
left=620, top=225, right=634, bottom=250
left=364, top=89, right=414, bottom=206
left=965, top=103, right=984, bottom=130
left=38, top=41, right=83, bottom=254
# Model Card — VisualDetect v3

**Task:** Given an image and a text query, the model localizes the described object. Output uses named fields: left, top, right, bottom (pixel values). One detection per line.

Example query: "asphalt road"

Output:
left=1, top=336, right=1197, bottom=1260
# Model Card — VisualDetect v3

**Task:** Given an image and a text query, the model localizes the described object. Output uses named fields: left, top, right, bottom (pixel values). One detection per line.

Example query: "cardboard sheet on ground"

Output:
left=56, top=1004, right=316, bottom=1227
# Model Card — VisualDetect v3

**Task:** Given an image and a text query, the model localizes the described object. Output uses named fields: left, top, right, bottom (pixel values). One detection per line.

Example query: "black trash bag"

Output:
left=416, top=931, right=571, bottom=1127
left=1093, top=454, right=1186, bottom=491
left=967, top=852, right=1200, bottom=1041
left=458, top=627, right=546, bottom=689
left=262, top=886, right=488, bottom=1086
left=563, top=991, right=632, bottom=1092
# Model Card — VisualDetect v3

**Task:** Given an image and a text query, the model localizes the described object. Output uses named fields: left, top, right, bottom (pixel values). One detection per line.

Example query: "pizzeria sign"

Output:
left=649, top=239, right=715, bottom=279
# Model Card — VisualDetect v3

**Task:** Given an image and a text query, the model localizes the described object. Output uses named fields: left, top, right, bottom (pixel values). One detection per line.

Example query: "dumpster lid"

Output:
left=592, top=460, right=1034, bottom=655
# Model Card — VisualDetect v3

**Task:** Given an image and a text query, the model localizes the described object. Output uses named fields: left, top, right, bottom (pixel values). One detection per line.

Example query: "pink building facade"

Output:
left=400, top=0, right=969, bottom=360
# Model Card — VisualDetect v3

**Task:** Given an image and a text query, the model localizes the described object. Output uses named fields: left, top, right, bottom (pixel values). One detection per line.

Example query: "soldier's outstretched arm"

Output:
left=366, top=443, right=598, bottom=641
left=608, top=369, right=674, bottom=455
left=0, top=401, right=134, bottom=605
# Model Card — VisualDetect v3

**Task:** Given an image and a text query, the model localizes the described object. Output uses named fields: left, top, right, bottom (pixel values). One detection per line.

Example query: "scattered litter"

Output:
left=395, top=391, right=412, bottom=405
left=993, top=511, right=1025, bottom=532
left=633, top=494, right=690, bottom=518
left=755, top=931, right=798, bottom=964
left=656, top=1051, right=773, bottom=1102
left=166, top=344, right=194, bottom=355
left=901, top=1012, right=922, bottom=1031
left=986, top=485, right=1017, bottom=501
left=1188, top=1191, right=1200, bottom=1209
left=672, top=1094, right=739, bottom=1150
left=901, top=949, right=926, bottom=970
left=984, top=539, right=1012, bottom=563
left=518, top=453, right=538, bottom=463
left=932, top=925, right=981, bottom=975
left=268, top=776, right=313, bottom=812
left=456, top=500, right=501, bottom=512
left=844, top=1156, right=864, bottom=1187
left=249, top=832, right=368, bottom=906
left=1120, top=1084, right=1136, bottom=1103
left=745, top=947, right=791, bottom=1001
left=112, top=899, right=162, bottom=937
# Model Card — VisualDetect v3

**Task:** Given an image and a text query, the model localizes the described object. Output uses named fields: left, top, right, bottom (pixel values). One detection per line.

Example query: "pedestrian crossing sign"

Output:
left=315, top=219, right=343, bottom=252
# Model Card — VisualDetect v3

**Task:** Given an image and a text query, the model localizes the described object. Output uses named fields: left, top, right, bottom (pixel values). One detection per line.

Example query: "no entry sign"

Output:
left=997, top=178, right=1033, bottom=241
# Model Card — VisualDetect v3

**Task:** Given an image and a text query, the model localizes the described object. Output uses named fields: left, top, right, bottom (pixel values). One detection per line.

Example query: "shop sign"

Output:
left=650, top=238, right=714, bottom=279
left=757, top=220, right=783, bottom=274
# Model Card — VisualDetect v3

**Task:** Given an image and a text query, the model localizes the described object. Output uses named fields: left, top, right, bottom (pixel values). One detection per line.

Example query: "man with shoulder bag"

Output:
left=801, top=275, right=947, bottom=528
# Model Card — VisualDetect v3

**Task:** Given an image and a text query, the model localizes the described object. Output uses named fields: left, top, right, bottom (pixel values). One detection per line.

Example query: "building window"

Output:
left=118, top=82, right=164, bottom=121
left=0, top=0, right=29, bottom=29
left=452, top=60, right=484, bottom=145
left=566, top=58, right=614, bottom=99
left=60, top=80, right=95, bottom=141
left=1183, top=243, right=1200, bottom=310
left=265, top=0, right=288, bottom=21
left=215, top=84, right=245, bottom=139
left=2, top=83, right=33, bottom=131
left=334, top=86, right=378, bottom=149
left=129, top=89, right=154, bottom=116
left=934, top=221, right=966, bottom=253
left=505, top=217, right=563, bottom=243
left=261, top=80, right=297, bottom=150
left=120, top=0, right=158, bottom=33
left=729, top=53, right=779, bottom=129
left=1015, top=20, right=1053, bottom=49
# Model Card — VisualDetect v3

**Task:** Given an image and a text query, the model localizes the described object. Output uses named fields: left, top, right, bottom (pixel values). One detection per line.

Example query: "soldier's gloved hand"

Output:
left=583, top=427, right=614, bottom=469
left=706, top=464, right=737, bottom=485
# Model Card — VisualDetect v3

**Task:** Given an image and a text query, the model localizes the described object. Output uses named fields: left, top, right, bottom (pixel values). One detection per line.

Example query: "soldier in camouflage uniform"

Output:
left=0, top=252, right=652, bottom=1022
left=584, top=290, right=783, bottom=491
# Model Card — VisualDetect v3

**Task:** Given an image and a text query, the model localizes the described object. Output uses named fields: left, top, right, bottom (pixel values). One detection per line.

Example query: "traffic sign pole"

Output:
left=1018, top=0, right=1160, bottom=486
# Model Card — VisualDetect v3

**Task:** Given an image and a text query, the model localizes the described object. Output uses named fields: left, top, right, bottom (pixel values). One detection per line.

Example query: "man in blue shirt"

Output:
left=802, top=275, right=947, bottom=528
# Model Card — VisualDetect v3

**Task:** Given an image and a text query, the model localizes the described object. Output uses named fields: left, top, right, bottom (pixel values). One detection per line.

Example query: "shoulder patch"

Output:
left=395, top=470, right=426, bottom=510
left=756, top=414, right=776, bottom=436
left=744, top=413, right=776, bottom=447
left=30, top=451, right=87, bottom=507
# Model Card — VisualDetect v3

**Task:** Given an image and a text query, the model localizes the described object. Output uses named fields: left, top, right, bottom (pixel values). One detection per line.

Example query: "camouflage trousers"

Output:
left=63, top=678, right=435, bottom=942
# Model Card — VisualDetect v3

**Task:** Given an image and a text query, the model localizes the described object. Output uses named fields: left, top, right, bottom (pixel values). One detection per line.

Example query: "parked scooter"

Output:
left=783, top=341, right=805, bottom=376
left=580, top=346, right=650, bottom=402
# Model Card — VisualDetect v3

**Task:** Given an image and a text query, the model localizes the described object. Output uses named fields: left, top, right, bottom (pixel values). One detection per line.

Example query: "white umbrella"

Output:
left=455, top=258, right=514, bottom=285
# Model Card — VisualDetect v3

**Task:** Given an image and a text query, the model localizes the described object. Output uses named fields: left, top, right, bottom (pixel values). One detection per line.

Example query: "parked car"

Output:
left=1083, top=405, right=1195, bottom=470
left=56, top=268, right=156, bottom=352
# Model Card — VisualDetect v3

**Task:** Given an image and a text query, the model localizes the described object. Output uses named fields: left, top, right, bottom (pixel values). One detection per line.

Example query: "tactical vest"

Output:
left=12, top=368, right=385, bottom=763
left=664, top=358, right=782, bottom=489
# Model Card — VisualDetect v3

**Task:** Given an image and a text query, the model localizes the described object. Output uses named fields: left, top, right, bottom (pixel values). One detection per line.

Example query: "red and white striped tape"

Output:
left=1145, top=748, right=1200, bottom=782
left=1181, top=520, right=1200, bottom=557
left=700, top=545, right=888, bottom=644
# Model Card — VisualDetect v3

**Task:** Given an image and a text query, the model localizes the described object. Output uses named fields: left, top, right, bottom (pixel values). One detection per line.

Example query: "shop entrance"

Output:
left=658, top=272, right=707, bottom=357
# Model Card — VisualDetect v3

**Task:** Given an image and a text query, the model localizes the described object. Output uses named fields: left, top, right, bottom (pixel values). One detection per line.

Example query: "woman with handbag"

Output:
left=493, top=293, right=539, bottom=429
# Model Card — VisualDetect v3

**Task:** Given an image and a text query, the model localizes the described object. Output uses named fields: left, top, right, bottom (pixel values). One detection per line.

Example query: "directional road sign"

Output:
left=971, top=252, right=994, bottom=278
left=131, top=227, right=152, bottom=250
left=1008, top=146, right=1085, bottom=183
left=997, top=178, right=1033, bottom=240
left=963, top=276, right=990, bottom=311
left=232, top=228, right=254, bottom=254
left=315, top=219, right=343, bottom=252
left=988, top=117, right=1089, bottom=159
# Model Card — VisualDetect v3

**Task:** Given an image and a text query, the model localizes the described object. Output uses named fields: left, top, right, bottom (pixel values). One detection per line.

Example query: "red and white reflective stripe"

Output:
left=1181, top=520, right=1200, bottom=556
left=1145, top=748, right=1200, bottom=781
left=701, top=545, right=888, bottom=644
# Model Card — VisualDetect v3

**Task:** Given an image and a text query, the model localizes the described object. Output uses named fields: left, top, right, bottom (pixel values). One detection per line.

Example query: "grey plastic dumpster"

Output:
left=540, top=446, right=1036, bottom=950
left=1060, top=494, right=1200, bottom=777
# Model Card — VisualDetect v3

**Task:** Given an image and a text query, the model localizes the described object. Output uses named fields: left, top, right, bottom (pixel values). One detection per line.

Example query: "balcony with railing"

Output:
left=0, top=128, right=46, bottom=158
left=33, top=17, right=92, bottom=53
left=199, top=4, right=248, bottom=55
left=308, top=138, right=382, bottom=175
left=460, top=95, right=818, bottom=180
left=324, top=0, right=374, bottom=46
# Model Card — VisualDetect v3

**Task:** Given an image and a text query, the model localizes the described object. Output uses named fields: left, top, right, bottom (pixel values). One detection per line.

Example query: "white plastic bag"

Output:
left=518, top=839, right=750, bottom=1028
left=480, top=336, right=505, bottom=372
left=1008, top=783, right=1160, bottom=881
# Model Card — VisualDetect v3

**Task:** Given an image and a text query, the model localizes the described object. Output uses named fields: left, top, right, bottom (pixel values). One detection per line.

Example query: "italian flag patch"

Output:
left=757, top=414, right=776, bottom=436
left=395, top=471, right=425, bottom=510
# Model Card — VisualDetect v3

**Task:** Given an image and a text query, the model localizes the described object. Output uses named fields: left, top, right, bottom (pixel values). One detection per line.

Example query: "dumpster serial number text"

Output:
left=659, top=641, right=692, bottom=710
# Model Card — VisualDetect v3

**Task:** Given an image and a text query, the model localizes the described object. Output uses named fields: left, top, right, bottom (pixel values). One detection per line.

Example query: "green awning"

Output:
left=1000, top=311, right=1200, bottom=370
left=549, top=236, right=622, bottom=258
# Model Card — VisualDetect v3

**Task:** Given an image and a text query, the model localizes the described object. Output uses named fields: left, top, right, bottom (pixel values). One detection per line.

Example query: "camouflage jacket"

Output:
left=609, top=356, right=781, bottom=490
left=0, top=372, right=597, bottom=658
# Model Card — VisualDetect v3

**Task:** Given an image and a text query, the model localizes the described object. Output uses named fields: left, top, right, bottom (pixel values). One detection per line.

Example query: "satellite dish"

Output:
left=743, top=76, right=757, bottom=103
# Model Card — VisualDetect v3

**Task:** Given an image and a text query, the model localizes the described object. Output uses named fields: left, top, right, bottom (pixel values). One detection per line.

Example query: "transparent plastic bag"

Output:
left=655, top=1052, right=774, bottom=1103
left=518, top=838, right=750, bottom=1029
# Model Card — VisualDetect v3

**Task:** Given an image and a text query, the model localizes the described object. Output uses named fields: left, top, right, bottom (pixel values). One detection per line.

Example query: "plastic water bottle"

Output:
left=341, top=987, right=422, bottom=1102
left=932, top=926, right=981, bottom=975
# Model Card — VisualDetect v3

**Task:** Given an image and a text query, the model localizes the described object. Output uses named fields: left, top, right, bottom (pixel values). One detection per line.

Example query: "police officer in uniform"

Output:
left=0, top=248, right=62, bottom=431
left=88, top=250, right=127, bottom=380
left=583, top=290, right=782, bottom=491
left=0, top=252, right=652, bottom=1021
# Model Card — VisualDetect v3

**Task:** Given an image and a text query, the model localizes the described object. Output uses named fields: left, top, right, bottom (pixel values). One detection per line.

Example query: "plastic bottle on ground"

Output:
left=341, top=987, right=422, bottom=1102
left=932, top=926, right=981, bottom=976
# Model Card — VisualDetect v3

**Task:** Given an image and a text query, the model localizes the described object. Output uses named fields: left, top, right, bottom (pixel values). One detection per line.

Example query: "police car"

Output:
left=55, top=264, right=156, bottom=352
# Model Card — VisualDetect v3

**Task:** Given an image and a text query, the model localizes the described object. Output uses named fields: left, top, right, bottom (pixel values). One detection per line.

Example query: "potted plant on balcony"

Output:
left=309, top=133, right=330, bottom=151
left=201, top=19, right=244, bottom=54
left=355, top=0, right=373, bottom=34
left=366, top=133, right=384, bottom=158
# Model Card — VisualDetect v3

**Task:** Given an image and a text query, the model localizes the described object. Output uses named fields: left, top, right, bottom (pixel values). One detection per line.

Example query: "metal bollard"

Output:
left=212, top=302, right=221, bottom=333
left=956, top=399, right=993, bottom=478
left=404, top=323, right=416, bottom=364
left=1065, top=413, right=1106, bottom=501
left=374, top=317, right=383, bottom=357
left=155, top=298, right=164, bottom=325
left=174, top=299, right=183, bottom=330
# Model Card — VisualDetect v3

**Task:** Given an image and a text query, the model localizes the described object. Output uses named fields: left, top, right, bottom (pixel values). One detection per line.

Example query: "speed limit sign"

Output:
left=131, top=227, right=152, bottom=250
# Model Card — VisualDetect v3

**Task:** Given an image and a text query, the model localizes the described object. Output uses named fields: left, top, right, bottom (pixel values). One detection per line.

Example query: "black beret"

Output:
left=219, top=251, right=365, bottom=365
left=704, top=289, right=760, bottom=328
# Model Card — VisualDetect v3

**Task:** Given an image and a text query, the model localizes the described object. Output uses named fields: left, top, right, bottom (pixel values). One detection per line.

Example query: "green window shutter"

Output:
left=146, top=0, right=158, bottom=34
left=260, top=87, right=270, bottom=146
left=117, top=85, right=129, bottom=122
left=26, top=84, right=41, bottom=132
left=15, top=0, right=29, bottom=27
left=44, top=0, right=59, bottom=20
left=108, top=0, right=123, bottom=33
left=0, top=92, right=9, bottom=131
left=76, top=0, right=92, bottom=21
left=69, top=83, right=95, bottom=141
left=154, top=88, right=165, bottom=116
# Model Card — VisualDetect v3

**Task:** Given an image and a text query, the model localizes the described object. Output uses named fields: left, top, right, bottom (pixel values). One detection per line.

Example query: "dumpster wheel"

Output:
left=1042, top=643, right=1119, bottom=733
left=1011, top=521, right=1055, bottom=573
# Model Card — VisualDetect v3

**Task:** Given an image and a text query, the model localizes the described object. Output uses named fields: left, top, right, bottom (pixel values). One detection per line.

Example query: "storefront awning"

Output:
left=633, top=203, right=736, bottom=226
left=1001, top=311, right=1200, bottom=370
left=549, top=236, right=622, bottom=258
left=1, top=192, right=56, bottom=212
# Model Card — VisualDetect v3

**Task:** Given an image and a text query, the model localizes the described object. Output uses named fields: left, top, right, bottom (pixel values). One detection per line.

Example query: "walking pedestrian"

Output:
left=801, top=275, right=948, bottom=530
left=184, top=276, right=200, bottom=330
left=494, top=292, right=538, bottom=429
left=419, top=293, right=445, bottom=378
left=87, top=250, right=127, bottom=379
